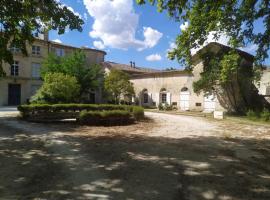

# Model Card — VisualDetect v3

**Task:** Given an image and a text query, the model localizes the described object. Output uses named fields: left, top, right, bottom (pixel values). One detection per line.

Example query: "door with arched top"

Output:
left=180, top=87, right=190, bottom=111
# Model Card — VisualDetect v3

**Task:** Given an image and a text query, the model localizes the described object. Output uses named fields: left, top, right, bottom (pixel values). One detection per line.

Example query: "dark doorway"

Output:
left=8, top=84, right=21, bottom=105
left=89, top=92, right=96, bottom=104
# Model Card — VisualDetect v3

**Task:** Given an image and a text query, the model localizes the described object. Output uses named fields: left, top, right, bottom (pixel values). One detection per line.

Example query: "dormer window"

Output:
left=32, top=45, right=41, bottom=55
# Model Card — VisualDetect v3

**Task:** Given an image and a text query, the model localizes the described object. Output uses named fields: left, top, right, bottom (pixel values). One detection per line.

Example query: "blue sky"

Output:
left=50, top=0, right=268, bottom=69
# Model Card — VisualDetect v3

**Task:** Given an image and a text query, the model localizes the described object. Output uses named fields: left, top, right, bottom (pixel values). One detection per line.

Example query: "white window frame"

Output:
left=32, top=45, right=41, bottom=55
left=31, top=63, right=41, bottom=78
left=11, top=61, right=19, bottom=76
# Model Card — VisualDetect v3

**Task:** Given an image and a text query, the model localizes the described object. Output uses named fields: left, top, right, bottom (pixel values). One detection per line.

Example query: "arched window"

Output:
left=142, top=89, right=148, bottom=103
left=181, top=87, right=189, bottom=92
left=160, top=88, right=167, bottom=103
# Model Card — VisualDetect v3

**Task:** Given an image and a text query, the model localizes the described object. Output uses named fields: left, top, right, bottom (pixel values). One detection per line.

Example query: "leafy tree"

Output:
left=0, top=0, right=84, bottom=75
left=104, top=69, right=135, bottom=104
left=31, top=72, right=80, bottom=103
left=137, top=0, right=270, bottom=66
left=41, top=50, right=104, bottom=99
left=137, top=0, right=270, bottom=112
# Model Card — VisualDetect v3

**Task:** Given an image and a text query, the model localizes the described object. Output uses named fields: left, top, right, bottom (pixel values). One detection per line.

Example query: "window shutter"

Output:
left=148, top=93, right=152, bottom=104
left=167, top=93, right=171, bottom=105
left=156, top=93, right=160, bottom=105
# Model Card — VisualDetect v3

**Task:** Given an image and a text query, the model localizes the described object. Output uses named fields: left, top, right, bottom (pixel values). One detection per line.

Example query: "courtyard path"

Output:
left=0, top=112, right=270, bottom=200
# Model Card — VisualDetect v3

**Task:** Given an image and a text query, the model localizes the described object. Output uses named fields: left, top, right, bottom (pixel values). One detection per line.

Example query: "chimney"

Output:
left=130, top=61, right=133, bottom=67
left=133, top=62, right=135, bottom=68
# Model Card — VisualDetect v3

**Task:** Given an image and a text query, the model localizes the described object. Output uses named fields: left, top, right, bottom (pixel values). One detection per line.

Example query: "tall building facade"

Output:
left=0, top=33, right=106, bottom=106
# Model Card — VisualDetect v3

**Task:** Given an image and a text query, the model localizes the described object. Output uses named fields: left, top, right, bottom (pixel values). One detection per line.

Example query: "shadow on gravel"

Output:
left=0, top=122, right=270, bottom=200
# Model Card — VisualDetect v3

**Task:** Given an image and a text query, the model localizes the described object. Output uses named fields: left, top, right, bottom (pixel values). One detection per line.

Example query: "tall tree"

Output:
left=41, top=50, right=104, bottom=99
left=137, top=0, right=270, bottom=66
left=104, top=69, right=135, bottom=104
left=137, top=0, right=270, bottom=112
left=0, top=0, right=84, bottom=75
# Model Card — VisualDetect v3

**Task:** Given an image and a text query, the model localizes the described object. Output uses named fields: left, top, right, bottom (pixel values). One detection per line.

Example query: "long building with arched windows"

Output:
left=103, top=42, right=270, bottom=112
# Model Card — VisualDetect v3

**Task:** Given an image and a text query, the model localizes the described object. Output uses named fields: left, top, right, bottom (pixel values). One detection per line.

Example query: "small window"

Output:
left=55, top=48, right=65, bottom=57
left=10, top=61, right=19, bottom=76
left=161, top=93, right=167, bottom=103
left=9, top=45, right=20, bottom=53
left=172, top=102, right=177, bottom=106
left=32, top=45, right=41, bottom=55
left=196, top=103, right=202, bottom=107
left=143, top=93, right=148, bottom=103
left=32, top=63, right=41, bottom=78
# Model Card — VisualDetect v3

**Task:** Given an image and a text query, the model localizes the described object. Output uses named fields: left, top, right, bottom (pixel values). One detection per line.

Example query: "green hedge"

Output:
left=18, top=104, right=144, bottom=122
left=78, top=110, right=133, bottom=125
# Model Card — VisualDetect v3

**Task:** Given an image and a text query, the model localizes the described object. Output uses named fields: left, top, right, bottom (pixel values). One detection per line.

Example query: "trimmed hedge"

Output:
left=18, top=104, right=144, bottom=122
left=78, top=110, right=133, bottom=125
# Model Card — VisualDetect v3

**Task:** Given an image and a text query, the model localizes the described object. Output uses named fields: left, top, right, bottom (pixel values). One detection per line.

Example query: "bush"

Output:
left=31, top=72, right=80, bottom=104
left=132, top=106, right=144, bottom=120
left=261, top=108, right=270, bottom=121
left=158, top=103, right=173, bottom=111
left=18, top=104, right=144, bottom=122
left=246, top=109, right=259, bottom=119
left=78, top=110, right=133, bottom=125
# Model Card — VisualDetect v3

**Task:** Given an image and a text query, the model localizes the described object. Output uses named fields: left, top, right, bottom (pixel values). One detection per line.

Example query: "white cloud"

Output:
left=93, top=40, right=105, bottom=49
left=191, top=31, right=230, bottom=55
left=83, top=12, right=88, bottom=21
left=67, top=6, right=82, bottom=19
left=146, top=54, right=162, bottom=61
left=180, top=22, right=189, bottom=32
left=166, top=41, right=177, bottom=58
left=83, top=0, right=162, bottom=50
left=52, top=39, right=62, bottom=43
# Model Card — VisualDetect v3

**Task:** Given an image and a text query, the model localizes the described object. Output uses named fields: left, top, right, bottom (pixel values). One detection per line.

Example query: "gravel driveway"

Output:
left=0, top=111, right=270, bottom=200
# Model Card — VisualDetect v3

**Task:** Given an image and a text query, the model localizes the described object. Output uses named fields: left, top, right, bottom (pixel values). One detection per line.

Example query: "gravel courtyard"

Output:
left=0, top=111, right=270, bottom=200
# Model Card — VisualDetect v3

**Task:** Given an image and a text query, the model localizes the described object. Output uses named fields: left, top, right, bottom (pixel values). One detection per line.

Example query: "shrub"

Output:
left=246, top=109, right=259, bottom=120
left=78, top=110, right=133, bottom=125
left=31, top=72, right=80, bottom=104
left=18, top=104, right=144, bottom=122
left=158, top=103, right=173, bottom=111
left=261, top=108, right=270, bottom=121
left=132, top=106, right=144, bottom=120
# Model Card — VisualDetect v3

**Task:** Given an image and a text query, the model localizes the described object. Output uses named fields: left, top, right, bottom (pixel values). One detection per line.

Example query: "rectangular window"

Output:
left=32, top=45, right=41, bottom=55
left=31, top=63, right=41, bottom=78
left=55, top=48, right=65, bottom=57
left=161, top=93, right=167, bottom=103
left=9, top=45, right=20, bottom=53
left=10, top=61, right=19, bottom=76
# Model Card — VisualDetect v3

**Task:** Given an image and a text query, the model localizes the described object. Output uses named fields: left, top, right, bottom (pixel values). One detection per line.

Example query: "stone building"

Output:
left=104, top=42, right=267, bottom=112
left=0, top=33, right=106, bottom=106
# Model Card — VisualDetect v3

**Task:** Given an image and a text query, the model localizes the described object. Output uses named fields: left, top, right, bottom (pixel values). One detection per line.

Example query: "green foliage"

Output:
left=261, top=108, right=270, bottom=121
left=78, top=110, right=133, bottom=126
left=18, top=104, right=144, bottom=121
left=132, top=106, right=145, bottom=120
left=104, top=69, right=135, bottom=104
left=1, top=0, right=83, bottom=74
left=31, top=73, right=80, bottom=103
left=41, top=50, right=104, bottom=98
left=137, top=0, right=270, bottom=65
left=246, top=110, right=259, bottom=120
left=158, top=103, right=173, bottom=111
